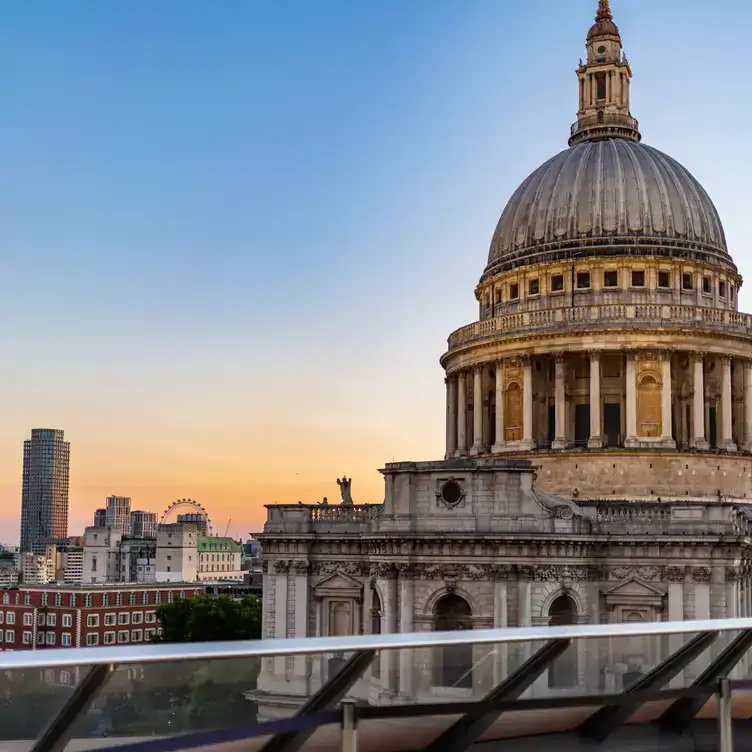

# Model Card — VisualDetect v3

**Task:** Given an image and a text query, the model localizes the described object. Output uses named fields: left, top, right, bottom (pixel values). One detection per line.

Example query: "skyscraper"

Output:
left=104, top=495, right=132, bottom=535
left=130, top=510, right=158, bottom=538
left=20, top=429, right=70, bottom=554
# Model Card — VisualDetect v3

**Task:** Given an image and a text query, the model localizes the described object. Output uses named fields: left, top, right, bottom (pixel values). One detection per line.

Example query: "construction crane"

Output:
left=224, top=518, right=232, bottom=537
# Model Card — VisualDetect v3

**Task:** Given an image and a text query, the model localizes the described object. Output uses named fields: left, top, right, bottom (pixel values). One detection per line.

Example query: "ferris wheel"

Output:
left=160, top=498, right=213, bottom=533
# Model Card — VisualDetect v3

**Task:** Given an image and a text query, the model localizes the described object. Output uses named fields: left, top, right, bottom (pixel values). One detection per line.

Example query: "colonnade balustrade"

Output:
left=444, top=351, right=752, bottom=457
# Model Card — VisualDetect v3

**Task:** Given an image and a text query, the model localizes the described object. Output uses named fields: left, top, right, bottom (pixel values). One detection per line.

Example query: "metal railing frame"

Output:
left=3, top=617, right=752, bottom=752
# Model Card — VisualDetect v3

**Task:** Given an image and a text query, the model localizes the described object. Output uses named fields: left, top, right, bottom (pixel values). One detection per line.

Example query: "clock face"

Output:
left=598, top=45, right=607, bottom=54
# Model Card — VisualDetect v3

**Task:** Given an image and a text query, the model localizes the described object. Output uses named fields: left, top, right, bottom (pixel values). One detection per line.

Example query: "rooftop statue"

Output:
left=337, top=476, right=353, bottom=505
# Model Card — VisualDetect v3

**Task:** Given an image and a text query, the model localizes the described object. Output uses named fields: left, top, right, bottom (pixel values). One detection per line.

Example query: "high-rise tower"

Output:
left=20, top=429, right=70, bottom=554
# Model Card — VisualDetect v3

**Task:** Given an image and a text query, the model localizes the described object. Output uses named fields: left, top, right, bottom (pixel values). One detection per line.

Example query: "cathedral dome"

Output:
left=484, top=138, right=731, bottom=277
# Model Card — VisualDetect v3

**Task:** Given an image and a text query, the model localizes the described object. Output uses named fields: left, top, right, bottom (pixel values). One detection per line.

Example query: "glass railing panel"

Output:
left=73, top=655, right=263, bottom=742
left=0, top=621, right=748, bottom=751
left=0, top=664, right=84, bottom=751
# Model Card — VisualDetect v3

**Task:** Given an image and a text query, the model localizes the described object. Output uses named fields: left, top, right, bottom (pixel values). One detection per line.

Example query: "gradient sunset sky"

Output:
left=3, top=0, right=752, bottom=540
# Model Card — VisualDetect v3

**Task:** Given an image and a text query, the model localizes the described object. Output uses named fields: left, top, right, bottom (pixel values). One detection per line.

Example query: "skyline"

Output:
left=4, top=0, right=752, bottom=541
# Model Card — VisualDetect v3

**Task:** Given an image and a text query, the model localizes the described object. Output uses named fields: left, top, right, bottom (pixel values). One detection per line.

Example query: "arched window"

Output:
left=371, top=588, right=382, bottom=679
left=433, top=594, right=473, bottom=689
left=622, top=611, right=646, bottom=687
left=548, top=594, right=578, bottom=689
left=637, top=372, right=662, bottom=438
left=504, top=382, right=522, bottom=442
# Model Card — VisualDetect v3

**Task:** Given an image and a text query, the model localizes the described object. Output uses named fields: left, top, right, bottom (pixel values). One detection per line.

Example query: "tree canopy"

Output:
left=154, top=593, right=262, bottom=643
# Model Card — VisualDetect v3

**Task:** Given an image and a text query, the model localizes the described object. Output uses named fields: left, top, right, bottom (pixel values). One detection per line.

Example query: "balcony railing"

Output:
left=570, top=112, right=639, bottom=136
left=1, top=619, right=752, bottom=751
left=447, top=303, right=752, bottom=351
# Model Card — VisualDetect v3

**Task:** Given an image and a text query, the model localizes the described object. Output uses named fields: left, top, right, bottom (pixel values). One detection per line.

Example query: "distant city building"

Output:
left=82, top=527, right=122, bottom=585
left=63, top=547, right=84, bottom=584
left=196, top=536, right=243, bottom=582
left=104, top=496, right=132, bottom=536
left=176, top=513, right=209, bottom=536
left=93, top=509, right=106, bottom=528
left=0, top=552, right=18, bottom=588
left=155, top=524, right=198, bottom=583
left=18, top=552, right=50, bottom=585
left=130, top=510, right=157, bottom=539
left=20, top=429, right=70, bottom=554
left=0, top=583, right=204, bottom=651
left=118, top=538, right=156, bottom=583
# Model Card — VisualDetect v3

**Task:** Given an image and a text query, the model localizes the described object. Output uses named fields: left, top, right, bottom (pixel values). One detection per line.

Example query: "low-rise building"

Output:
left=155, top=524, right=198, bottom=583
left=0, top=582, right=205, bottom=651
left=197, top=536, right=242, bottom=581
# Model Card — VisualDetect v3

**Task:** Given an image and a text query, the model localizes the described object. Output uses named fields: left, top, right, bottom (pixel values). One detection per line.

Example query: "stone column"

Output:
left=691, top=354, right=709, bottom=450
left=379, top=569, right=398, bottom=692
left=721, top=357, right=737, bottom=452
left=625, top=352, right=638, bottom=447
left=362, top=582, right=373, bottom=635
left=273, top=564, right=288, bottom=677
left=745, top=361, right=752, bottom=452
left=517, top=568, right=532, bottom=677
left=492, top=575, right=508, bottom=685
left=293, top=562, right=309, bottom=682
left=521, top=358, right=536, bottom=450
left=661, top=354, right=676, bottom=448
left=471, top=366, right=485, bottom=455
left=398, top=568, right=415, bottom=697
left=456, top=371, right=467, bottom=456
left=588, top=351, right=602, bottom=448
left=725, top=569, right=739, bottom=618
left=492, top=361, right=505, bottom=453
left=445, top=376, right=457, bottom=459
left=552, top=354, right=568, bottom=450
left=667, top=567, right=685, bottom=688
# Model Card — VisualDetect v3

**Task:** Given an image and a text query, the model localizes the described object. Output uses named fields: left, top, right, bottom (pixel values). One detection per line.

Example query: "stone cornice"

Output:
left=443, top=332, right=752, bottom=373
left=264, top=560, right=747, bottom=583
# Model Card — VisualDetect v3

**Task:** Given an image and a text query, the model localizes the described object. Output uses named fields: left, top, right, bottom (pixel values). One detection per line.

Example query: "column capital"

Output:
left=554, top=352, right=567, bottom=364
left=586, top=349, right=601, bottom=360
left=625, top=350, right=638, bottom=362
left=720, top=354, right=732, bottom=365
left=396, top=564, right=417, bottom=580
left=519, top=354, right=532, bottom=367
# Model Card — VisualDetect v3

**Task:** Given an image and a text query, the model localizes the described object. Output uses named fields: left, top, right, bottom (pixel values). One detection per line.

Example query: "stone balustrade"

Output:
left=263, top=503, right=383, bottom=534
left=447, top=304, right=752, bottom=351
left=584, top=501, right=752, bottom=537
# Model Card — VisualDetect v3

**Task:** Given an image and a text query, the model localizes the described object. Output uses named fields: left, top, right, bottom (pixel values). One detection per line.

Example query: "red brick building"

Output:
left=0, top=582, right=205, bottom=651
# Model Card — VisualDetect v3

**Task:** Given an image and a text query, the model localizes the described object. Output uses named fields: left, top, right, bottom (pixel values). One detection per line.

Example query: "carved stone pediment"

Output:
left=313, top=570, right=363, bottom=599
left=605, top=578, right=664, bottom=608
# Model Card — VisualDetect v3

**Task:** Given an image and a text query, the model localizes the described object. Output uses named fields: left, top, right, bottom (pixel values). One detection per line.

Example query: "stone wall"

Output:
left=534, top=450, right=752, bottom=499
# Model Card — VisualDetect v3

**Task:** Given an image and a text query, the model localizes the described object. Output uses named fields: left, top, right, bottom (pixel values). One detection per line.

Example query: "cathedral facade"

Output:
left=257, top=1, right=752, bottom=712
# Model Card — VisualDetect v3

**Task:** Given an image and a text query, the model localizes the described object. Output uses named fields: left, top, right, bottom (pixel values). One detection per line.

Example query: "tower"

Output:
left=569, top=0, right=640, bottom=145
left=20, top=429, right=70, bottom=554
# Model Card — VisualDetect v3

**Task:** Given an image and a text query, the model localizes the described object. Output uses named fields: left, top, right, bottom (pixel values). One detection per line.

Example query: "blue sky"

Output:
left=2, top=1, right=751, bottom=538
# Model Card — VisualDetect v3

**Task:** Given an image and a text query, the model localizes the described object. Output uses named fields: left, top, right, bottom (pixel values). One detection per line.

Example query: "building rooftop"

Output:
left=197, top=535, right=241, bottom=553
left=1, top=581, right=205, bottom=591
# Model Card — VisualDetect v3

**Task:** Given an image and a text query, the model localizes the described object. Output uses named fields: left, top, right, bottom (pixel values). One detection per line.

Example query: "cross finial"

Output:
left=596, top=0, right=612, bottom=21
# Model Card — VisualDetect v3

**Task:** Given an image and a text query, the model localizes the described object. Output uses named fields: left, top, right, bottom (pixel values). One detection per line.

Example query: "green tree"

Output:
left=154, top=594, right=262, bottom=642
